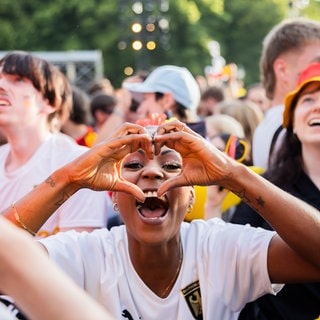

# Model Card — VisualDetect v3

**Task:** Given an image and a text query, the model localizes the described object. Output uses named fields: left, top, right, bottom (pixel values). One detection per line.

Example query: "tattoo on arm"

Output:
left=44, top=176, right=72, bottom=209
left=233, top=188, right=266, bottom=212
left=256, top=196, right=265, bottom=208
left=232, top=187, right=246, bottom=201
left=56, top=192, right=70, bottom=207
left=45, top=176, right=56, bottom=188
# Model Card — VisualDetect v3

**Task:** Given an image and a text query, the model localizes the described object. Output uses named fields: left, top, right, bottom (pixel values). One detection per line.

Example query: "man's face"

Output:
left=136, top=92, right=166, bottom=118
left=0, top=72, right=45, bottom=128
left=246, top=87, right=270, bottom=113
left=197, top=97, right=219, bottom=117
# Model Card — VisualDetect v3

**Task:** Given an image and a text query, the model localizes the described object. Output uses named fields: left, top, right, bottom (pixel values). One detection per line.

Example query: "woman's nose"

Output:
left=141, top=163, right=164, bottom=180
left=313, top=95, right=320, bottom=111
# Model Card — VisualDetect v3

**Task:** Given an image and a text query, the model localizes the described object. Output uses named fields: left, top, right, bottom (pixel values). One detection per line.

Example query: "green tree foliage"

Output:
left=297, top=0, right=320, bottom=20
left=0, top=0, right=317, bottom=87
left=218, top=0, right=286, bottom=85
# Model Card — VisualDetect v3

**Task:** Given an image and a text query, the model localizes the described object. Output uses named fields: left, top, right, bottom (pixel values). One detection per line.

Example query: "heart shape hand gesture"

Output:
left=64, top=119, right=236, bottom=202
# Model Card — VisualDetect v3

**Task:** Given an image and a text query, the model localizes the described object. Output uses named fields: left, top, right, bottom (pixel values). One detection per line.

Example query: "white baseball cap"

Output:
left=123, top=65, right=201, bottom=110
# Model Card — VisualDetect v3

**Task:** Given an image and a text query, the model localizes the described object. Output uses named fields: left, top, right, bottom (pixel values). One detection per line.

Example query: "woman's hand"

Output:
left=63, top=123, right=153, bottom=202
left=154, top=120, right=238, bottom=196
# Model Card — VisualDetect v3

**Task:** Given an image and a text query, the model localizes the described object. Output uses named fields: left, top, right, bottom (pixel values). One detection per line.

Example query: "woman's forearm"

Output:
left=228, top=164, right=320, bottom=267
left=2, top=168, right=79, bottom=235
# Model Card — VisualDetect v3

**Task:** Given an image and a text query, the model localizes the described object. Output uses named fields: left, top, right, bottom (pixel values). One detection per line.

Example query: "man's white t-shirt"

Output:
left=0, top=133, right=110, bottom=237
left=252, top=105, right=284, bottom=170
left=40, top=219, right=282, bottom=320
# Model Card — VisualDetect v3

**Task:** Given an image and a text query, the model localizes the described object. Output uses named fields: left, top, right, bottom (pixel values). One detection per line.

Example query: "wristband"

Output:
left=12, top=203, right=36, bottom=236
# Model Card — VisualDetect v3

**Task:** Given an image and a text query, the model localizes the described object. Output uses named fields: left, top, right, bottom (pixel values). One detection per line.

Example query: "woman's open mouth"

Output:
left=136, top=191, right=169, bottom=223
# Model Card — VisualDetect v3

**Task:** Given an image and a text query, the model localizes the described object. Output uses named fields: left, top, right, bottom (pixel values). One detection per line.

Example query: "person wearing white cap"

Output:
left=123, top=65, right=200, bottom=123
left=94, top=65, right=203, bottom=144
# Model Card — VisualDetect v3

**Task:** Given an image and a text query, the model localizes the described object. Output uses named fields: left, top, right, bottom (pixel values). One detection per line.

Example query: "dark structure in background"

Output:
left=0, top=50, right=104, bottom=90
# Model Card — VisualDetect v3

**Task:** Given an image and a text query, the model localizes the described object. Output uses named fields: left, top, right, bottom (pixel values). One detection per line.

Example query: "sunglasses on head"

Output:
left=220, top=134, right=248, bottom=163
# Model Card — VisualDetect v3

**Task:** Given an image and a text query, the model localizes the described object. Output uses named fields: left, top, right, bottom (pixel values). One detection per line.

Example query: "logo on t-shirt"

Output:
left=182, top=281, right=203, bottom=319
left=122, top=309, right=134, bottom=319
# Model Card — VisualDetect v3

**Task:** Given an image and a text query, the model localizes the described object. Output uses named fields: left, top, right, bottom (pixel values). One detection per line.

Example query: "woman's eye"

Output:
left=163, top=162, right=181, bottom=171
left=301, top=96, right=313, bottom=104
left=123, top=161, right=143, bottom=170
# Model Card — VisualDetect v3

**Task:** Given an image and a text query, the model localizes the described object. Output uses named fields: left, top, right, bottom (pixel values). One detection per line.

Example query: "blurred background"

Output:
left=1, top=0, right=319, bottom=89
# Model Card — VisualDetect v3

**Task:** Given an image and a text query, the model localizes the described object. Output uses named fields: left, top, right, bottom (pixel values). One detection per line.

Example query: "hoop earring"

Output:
left=113, top=203, right=119, bottom=213
left=187, top=204, right=193, bottom=214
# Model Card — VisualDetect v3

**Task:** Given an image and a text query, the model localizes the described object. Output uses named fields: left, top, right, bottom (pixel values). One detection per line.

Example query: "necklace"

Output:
left=160, top=241, right=183, bottom=298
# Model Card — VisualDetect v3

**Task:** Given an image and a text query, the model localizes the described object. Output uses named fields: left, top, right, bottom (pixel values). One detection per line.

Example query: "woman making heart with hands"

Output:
left=2, top=115, right=320, bottom=320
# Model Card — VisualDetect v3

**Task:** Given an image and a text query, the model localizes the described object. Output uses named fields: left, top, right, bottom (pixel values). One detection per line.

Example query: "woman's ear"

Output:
left=189, top=187, right=195, bottom=206
left=185, top=187, right=196, bottom=217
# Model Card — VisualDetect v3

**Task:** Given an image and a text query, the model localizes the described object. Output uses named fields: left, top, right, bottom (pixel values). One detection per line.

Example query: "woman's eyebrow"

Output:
left=137, top=149, right=145, bottom=155
left=160, top=149, right=176, bottom=156
left=136, top=148, right=178, bottom=158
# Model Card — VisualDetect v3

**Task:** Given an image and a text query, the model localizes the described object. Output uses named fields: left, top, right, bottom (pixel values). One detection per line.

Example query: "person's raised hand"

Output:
left=154, top=120, right=236, bottom=196
left=63, top=123, right=153, bottom=202
left=114, top=87, right=133, bottom=116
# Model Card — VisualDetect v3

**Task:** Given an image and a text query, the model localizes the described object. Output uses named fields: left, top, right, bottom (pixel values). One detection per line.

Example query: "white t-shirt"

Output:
left=40, top=219, right=281, bottom=320
left=0, top=133, right=110, bottom=237
left=252, top=104, right=284, bottom=170
left=0, top=303, right=18, bottom=320
left=0, top=296, right=23, bottom=320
